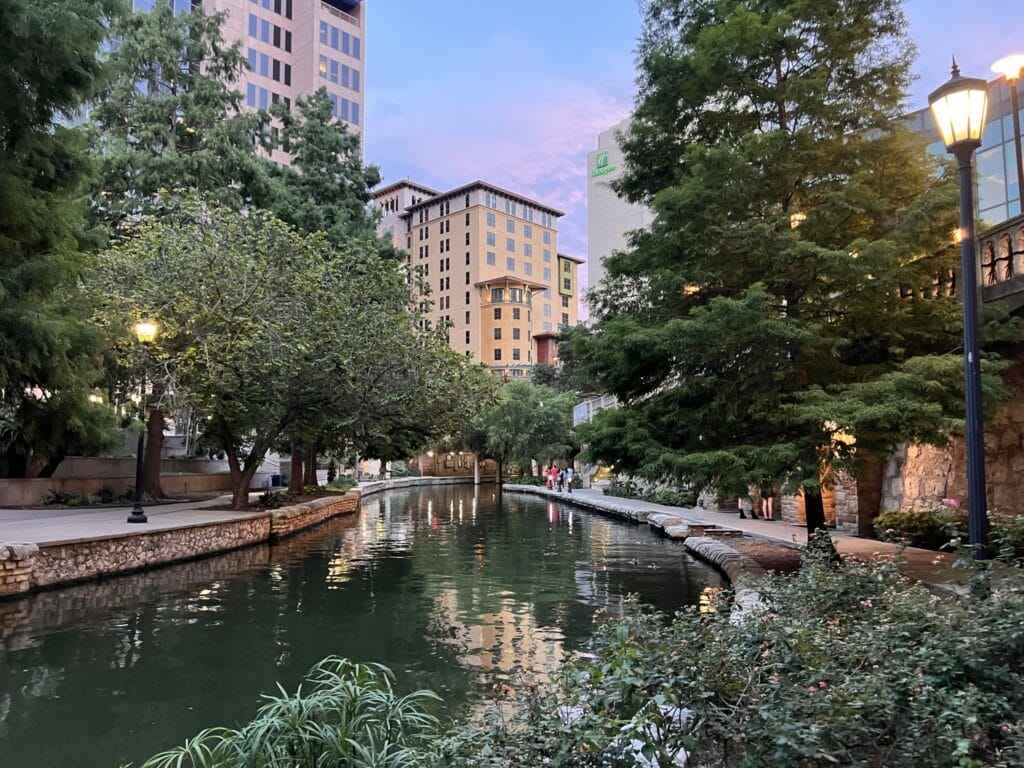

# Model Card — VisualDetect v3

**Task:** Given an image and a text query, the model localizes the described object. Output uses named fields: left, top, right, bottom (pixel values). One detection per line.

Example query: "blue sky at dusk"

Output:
left=364, top=1, right=1024, bottom=285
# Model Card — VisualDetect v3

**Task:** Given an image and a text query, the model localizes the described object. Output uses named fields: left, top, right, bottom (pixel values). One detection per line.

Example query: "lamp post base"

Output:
left=126, top=505, right=148, bottom=524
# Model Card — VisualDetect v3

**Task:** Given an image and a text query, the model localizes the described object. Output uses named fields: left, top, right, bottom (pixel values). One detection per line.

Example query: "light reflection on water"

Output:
left=0, top=485, right=721, bottom=767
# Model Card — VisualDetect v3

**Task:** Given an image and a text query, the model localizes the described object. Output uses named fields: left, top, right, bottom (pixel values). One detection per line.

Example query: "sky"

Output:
left=364, top=0, right=1024, bottom=283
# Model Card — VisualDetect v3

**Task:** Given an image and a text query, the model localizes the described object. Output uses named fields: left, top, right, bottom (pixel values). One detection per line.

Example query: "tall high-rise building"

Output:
left=375, top=180, right=582, bottom=378
left=204, top=0, right=364, bottom=139
left=586, top=118, right=653, bottom=298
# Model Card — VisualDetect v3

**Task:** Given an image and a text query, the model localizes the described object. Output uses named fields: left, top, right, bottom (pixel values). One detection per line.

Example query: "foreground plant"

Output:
left=141, top=657, right=440, bottom=768
left=445, top=552, right=1024, bottom=767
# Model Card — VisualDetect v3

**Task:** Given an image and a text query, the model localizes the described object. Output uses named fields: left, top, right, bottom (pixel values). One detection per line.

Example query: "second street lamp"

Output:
left=127, top=320, right=159, bottom=524
left=928, top=60, right=990, bottom=557
left=992, top=54, right=1024, bottom=213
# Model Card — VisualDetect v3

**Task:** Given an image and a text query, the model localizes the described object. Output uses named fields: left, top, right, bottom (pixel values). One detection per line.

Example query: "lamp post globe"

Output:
left=928, top=61, right=990, bottom=557
left=127, top=319, right=159, bottom=524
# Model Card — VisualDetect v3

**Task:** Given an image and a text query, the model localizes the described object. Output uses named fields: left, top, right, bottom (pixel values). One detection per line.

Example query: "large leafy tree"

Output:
left=89, top=0, right=274, bottom=227
left=483, top=381, right=575, bottom=479
left=0, top=0, right=122, bottom=477
left=576, top=0, right=1010, bottom=533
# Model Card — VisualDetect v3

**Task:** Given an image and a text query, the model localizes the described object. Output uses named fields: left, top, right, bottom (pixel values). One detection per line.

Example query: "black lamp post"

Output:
left=928, top=60, right=991, bottom=557
left=127, top=320, right=158, bottom=524
left=992, top=54, right=1024, bottom=211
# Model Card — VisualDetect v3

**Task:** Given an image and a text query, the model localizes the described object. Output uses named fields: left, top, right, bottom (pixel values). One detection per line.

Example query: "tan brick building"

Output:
left=374, top=180, right=580, bottom=378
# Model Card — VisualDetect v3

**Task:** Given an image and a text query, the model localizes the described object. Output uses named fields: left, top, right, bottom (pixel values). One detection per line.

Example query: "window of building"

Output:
left=506, top=238, right=514, bottom=252
left=465, top=194, right=470, bottom=206
left=524, top=225, right=532, bottom=238
left=506, top=257, right=515, bottom=271
left=562, top=313, right=569, bottom=326
left=561, top=294, right=570, bottom=308
left=250, top=13, right=259, bottom=36
left=524, top=244, right=532, bottom=258
left=543, top=322, right=553, bottom=331
left=563, top=278, right=571, bottom=291
left=319, top=20, right=328, bottom=44
left=465, top=330, right=470, bottom=344
left=486, top=232, right=496, bottom=246
left=284, top=63, right=291, bottom=86
left=563, top=260, right=571, bottom=272
left=524, top=263, right=533, bottom=276
left=466, top=311, right=470, bottom=323
left=543, top=249, right=551, bottom=263
left=506, top=219, right=515, bottom=233
left=465, top=212, right=470, bottom=226
left=543, top=268, right=551, bottom=281
left=486, top=251, right=496, bottom=266
left=512, top=328, right=520, bottom=340
left=465, top=272, right=470, bottom=284
left=512, top=308, right=520, bottom=320
left=544, top=304, right=552, bottom=317
left=494, top=349, right=502, bottom=361
left=272, top=59, right=280, bottom=81
left=465, top=232, right=470, bottom=245
left=509, top=287, right=523, bottom=303
left=486, top=212, right=495, bottom=227
left=543, top=288, right=551, bottom=299
left=465, top=253, right=471, bottom=265
left=491, top=288, right=504, bottom=303
left=465, top=291, right=470, bottom=304
left=494, top=308, right=502, bottom=320
left=494, top=328, right=502, bottom=340
left=512, top=348, right=521, bottom=361
left=543, top=231, right=551, bottom=244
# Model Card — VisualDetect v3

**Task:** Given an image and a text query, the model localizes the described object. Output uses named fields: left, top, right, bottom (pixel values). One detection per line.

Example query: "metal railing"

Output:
left=573, top=394, right=618, bottom=427
left=321, top=1, right=359, bottom=28
left=979, top=212, right=1024, bottom=311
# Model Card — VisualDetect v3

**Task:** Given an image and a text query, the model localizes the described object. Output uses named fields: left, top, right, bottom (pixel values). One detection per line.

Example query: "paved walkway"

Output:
left=0, top=496, right=265, bottom=546
left=556, top=488, right=965, bottom=593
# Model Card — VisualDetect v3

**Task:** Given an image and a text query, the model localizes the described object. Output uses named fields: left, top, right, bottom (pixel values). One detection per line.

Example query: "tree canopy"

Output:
left=0, top=0, right=123, bottom=477
left=575, top=0, right=1013, bottom=530
left=483, top=381, right=575, bottom=475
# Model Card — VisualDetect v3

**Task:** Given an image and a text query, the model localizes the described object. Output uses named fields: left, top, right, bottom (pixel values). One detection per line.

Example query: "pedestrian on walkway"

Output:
left=548, top=464, right=558, bottom=489
left=557, top=468, right=565, bottom=492
left=760, top=480, right=776, bottom=521
left=565, top=466, right=574, bottom=493
left=738, top=497, right=747, bottom=520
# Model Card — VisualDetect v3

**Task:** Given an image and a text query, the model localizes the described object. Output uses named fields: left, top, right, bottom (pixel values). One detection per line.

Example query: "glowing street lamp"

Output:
left=128, top=320, right=159, bottom=524
left=928, top=60, right=990, bottom=557
left=991, top=54, right=1024, bottom=210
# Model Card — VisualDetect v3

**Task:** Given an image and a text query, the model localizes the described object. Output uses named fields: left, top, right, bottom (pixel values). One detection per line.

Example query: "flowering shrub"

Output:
left=874, top=504, right=966, bottom=550
left=443, top=552, right=1024, bottom=767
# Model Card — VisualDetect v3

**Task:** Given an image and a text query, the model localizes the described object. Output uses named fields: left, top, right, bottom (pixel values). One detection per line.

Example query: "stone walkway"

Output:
left=527, top=487, right=966, bottom=594
left=0, top=496, right=264, bottom=546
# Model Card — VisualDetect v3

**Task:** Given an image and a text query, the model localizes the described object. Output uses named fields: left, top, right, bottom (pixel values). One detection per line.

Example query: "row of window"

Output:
left=484, top=212, right=554, bottom=243
left=248, top=13, right=292, bottom=53
left=317, top=55, right=361, bottom=92
left=246, top=83, right=290, bottom=111
left=249, top=0, right=292, bottom=20
left=493, top=348, right=529, bottom=362
left=328, top=93, right=360, bottom=125
left=247, top=49, right=292, bottom=86
left=319, top=21, right=362, bottom=60
left=492, top=327, right=526, bottom=340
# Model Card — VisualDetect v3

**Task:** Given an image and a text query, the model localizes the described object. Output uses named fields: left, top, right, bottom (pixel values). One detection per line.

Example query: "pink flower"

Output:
left=818, top=681, right=827, bottom=689
left=860, top=599, right=873, bottom=608
left=807, top=687, right=816, bottom=693
left=942, top=498, right=959, bottom=508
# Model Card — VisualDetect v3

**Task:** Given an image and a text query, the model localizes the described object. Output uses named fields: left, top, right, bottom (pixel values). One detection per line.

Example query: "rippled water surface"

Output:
left=0, top=486, right=721, bottom=767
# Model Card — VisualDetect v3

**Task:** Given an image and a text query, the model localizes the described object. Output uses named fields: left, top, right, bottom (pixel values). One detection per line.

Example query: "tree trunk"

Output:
left=304, top=445, right=318, bottom=486
left=35, top=451, right=66, bottom=478
left=805, top=487, right=827, bottom=535
left=289, top=447, right=304, bottom=493
left=143, top=407, right=166, bottom=498
left=232, top=461, right=261, bottom=510
left=496, top=459, right=504, bottom=485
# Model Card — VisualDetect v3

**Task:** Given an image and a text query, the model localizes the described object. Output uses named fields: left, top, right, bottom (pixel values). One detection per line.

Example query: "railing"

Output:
left=321, top=1, right=359, bottom=28
left=573, top=394, right=618, bottom=427
left=979, top=212, right=1024, bottom=311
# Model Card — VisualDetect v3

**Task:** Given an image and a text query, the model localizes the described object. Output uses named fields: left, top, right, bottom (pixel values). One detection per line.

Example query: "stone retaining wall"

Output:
left=359, top=476, right=480, bottom=497
left=0, top=490, right=363, bottom=599
left=501, top=483, right=650, bottom=522
left=270, top=494, right=359, bottom=539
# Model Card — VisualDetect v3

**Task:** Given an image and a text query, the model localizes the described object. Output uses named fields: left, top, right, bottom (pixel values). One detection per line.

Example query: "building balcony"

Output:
left=321, top=0, right=360, bottom=27
left=979, top=212, right=1024, bottom=313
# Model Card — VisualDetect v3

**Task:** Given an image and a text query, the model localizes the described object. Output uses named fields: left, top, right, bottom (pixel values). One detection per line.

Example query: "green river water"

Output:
left=0, top=485, right=721, bottom=767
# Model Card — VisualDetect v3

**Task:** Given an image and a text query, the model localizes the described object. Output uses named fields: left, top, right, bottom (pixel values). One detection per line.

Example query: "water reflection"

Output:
left=0, top=485, right=721, bottom=767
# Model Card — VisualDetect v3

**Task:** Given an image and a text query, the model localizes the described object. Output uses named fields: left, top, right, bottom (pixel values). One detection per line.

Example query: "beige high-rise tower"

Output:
left=375, top=180, right=581, bottom=379
left=202, top=0, right=364, bottom=144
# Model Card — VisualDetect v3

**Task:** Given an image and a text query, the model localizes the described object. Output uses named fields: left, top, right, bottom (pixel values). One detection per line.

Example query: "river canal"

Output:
left=0, top=485, right=722, bottom=767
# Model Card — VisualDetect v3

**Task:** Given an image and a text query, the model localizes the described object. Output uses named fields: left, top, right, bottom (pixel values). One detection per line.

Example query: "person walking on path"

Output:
left=557, top=468, right=565, bottom=493
left=547, top=464, right=558, bottom=490
left=760, top=480, right=776, bottom=521
left=565, top=466, right=574, bottom=493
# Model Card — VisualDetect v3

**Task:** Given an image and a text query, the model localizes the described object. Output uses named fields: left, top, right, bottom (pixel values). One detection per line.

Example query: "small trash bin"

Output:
left=271, top=474, right=283, bottom=487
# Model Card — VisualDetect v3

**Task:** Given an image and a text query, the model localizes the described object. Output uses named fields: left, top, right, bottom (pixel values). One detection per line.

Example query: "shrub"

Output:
left=645, top=487, right=699, bottom=508
left=95, top=485, right=117, bottom=504
left=329, top=475, right=357, bottom=491
left=874, top=507, right=966, bottom=550
left=444, top=552, right=1024, bottom=767
left=389, top=460, right=421, bottom=478
left=513, top=474, right=547, bottom=486
left=141, top=657, right=441, bottom=768
left=66, top=490, right=98, bottom=507
left=604, top=479, right=640, bottom=498
left=991, top=514, right=1024, bottom=563
left=42, top=489, right=72, bottom=505
left=257, top=490, right=295, bottom=509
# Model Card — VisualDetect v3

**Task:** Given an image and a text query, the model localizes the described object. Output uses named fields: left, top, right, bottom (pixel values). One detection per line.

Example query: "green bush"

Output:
left=991, top=514, right=1024, bottom=563
left=513, top=474, right=547, bottom=486
left=443, top=552, right=1024, bottom=767
left=645, top=487, right=699, bottom=508
left=389, top=461, right=421, bottom=478
left=95, top=485, right=117, bottom=504
left=604, top=479, right=640, bottom=498
left=874, top=508, right=966, bottom=550
left=329, top=475, right=357, bottom=491
left=257, top=490, right=295, bottom=509
left=141, top=657, right=440, bottom=768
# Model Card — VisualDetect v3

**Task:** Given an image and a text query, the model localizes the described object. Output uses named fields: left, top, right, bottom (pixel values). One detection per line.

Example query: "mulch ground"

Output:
left=729, top=538, right=803, bottom=574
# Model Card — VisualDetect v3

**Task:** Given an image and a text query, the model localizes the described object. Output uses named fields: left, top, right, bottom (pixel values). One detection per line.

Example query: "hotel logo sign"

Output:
left=591, top=150, right=616, bottom=177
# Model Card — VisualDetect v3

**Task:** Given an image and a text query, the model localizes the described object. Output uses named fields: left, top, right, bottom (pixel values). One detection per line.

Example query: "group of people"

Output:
left=545, top=464, right=573, bottom=493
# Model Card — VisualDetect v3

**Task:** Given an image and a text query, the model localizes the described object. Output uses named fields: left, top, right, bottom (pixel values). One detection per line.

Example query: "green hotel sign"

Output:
left=591, top=150, right=616, bottom=177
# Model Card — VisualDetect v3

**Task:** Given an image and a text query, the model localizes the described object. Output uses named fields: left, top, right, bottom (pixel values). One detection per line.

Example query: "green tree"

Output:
left=483, top=381, right=575, bottom=480
left=576, top=0, right=1009, bottom=533
left=89, top=1, right=274, bottom=228
left=270, top=88, right=389, bottom=251
left=0, top=0, right=122, bottom=477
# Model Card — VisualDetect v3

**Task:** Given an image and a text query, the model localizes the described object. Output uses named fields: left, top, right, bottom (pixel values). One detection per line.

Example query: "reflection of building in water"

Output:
left=430, top=589, right=566, bottom=680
